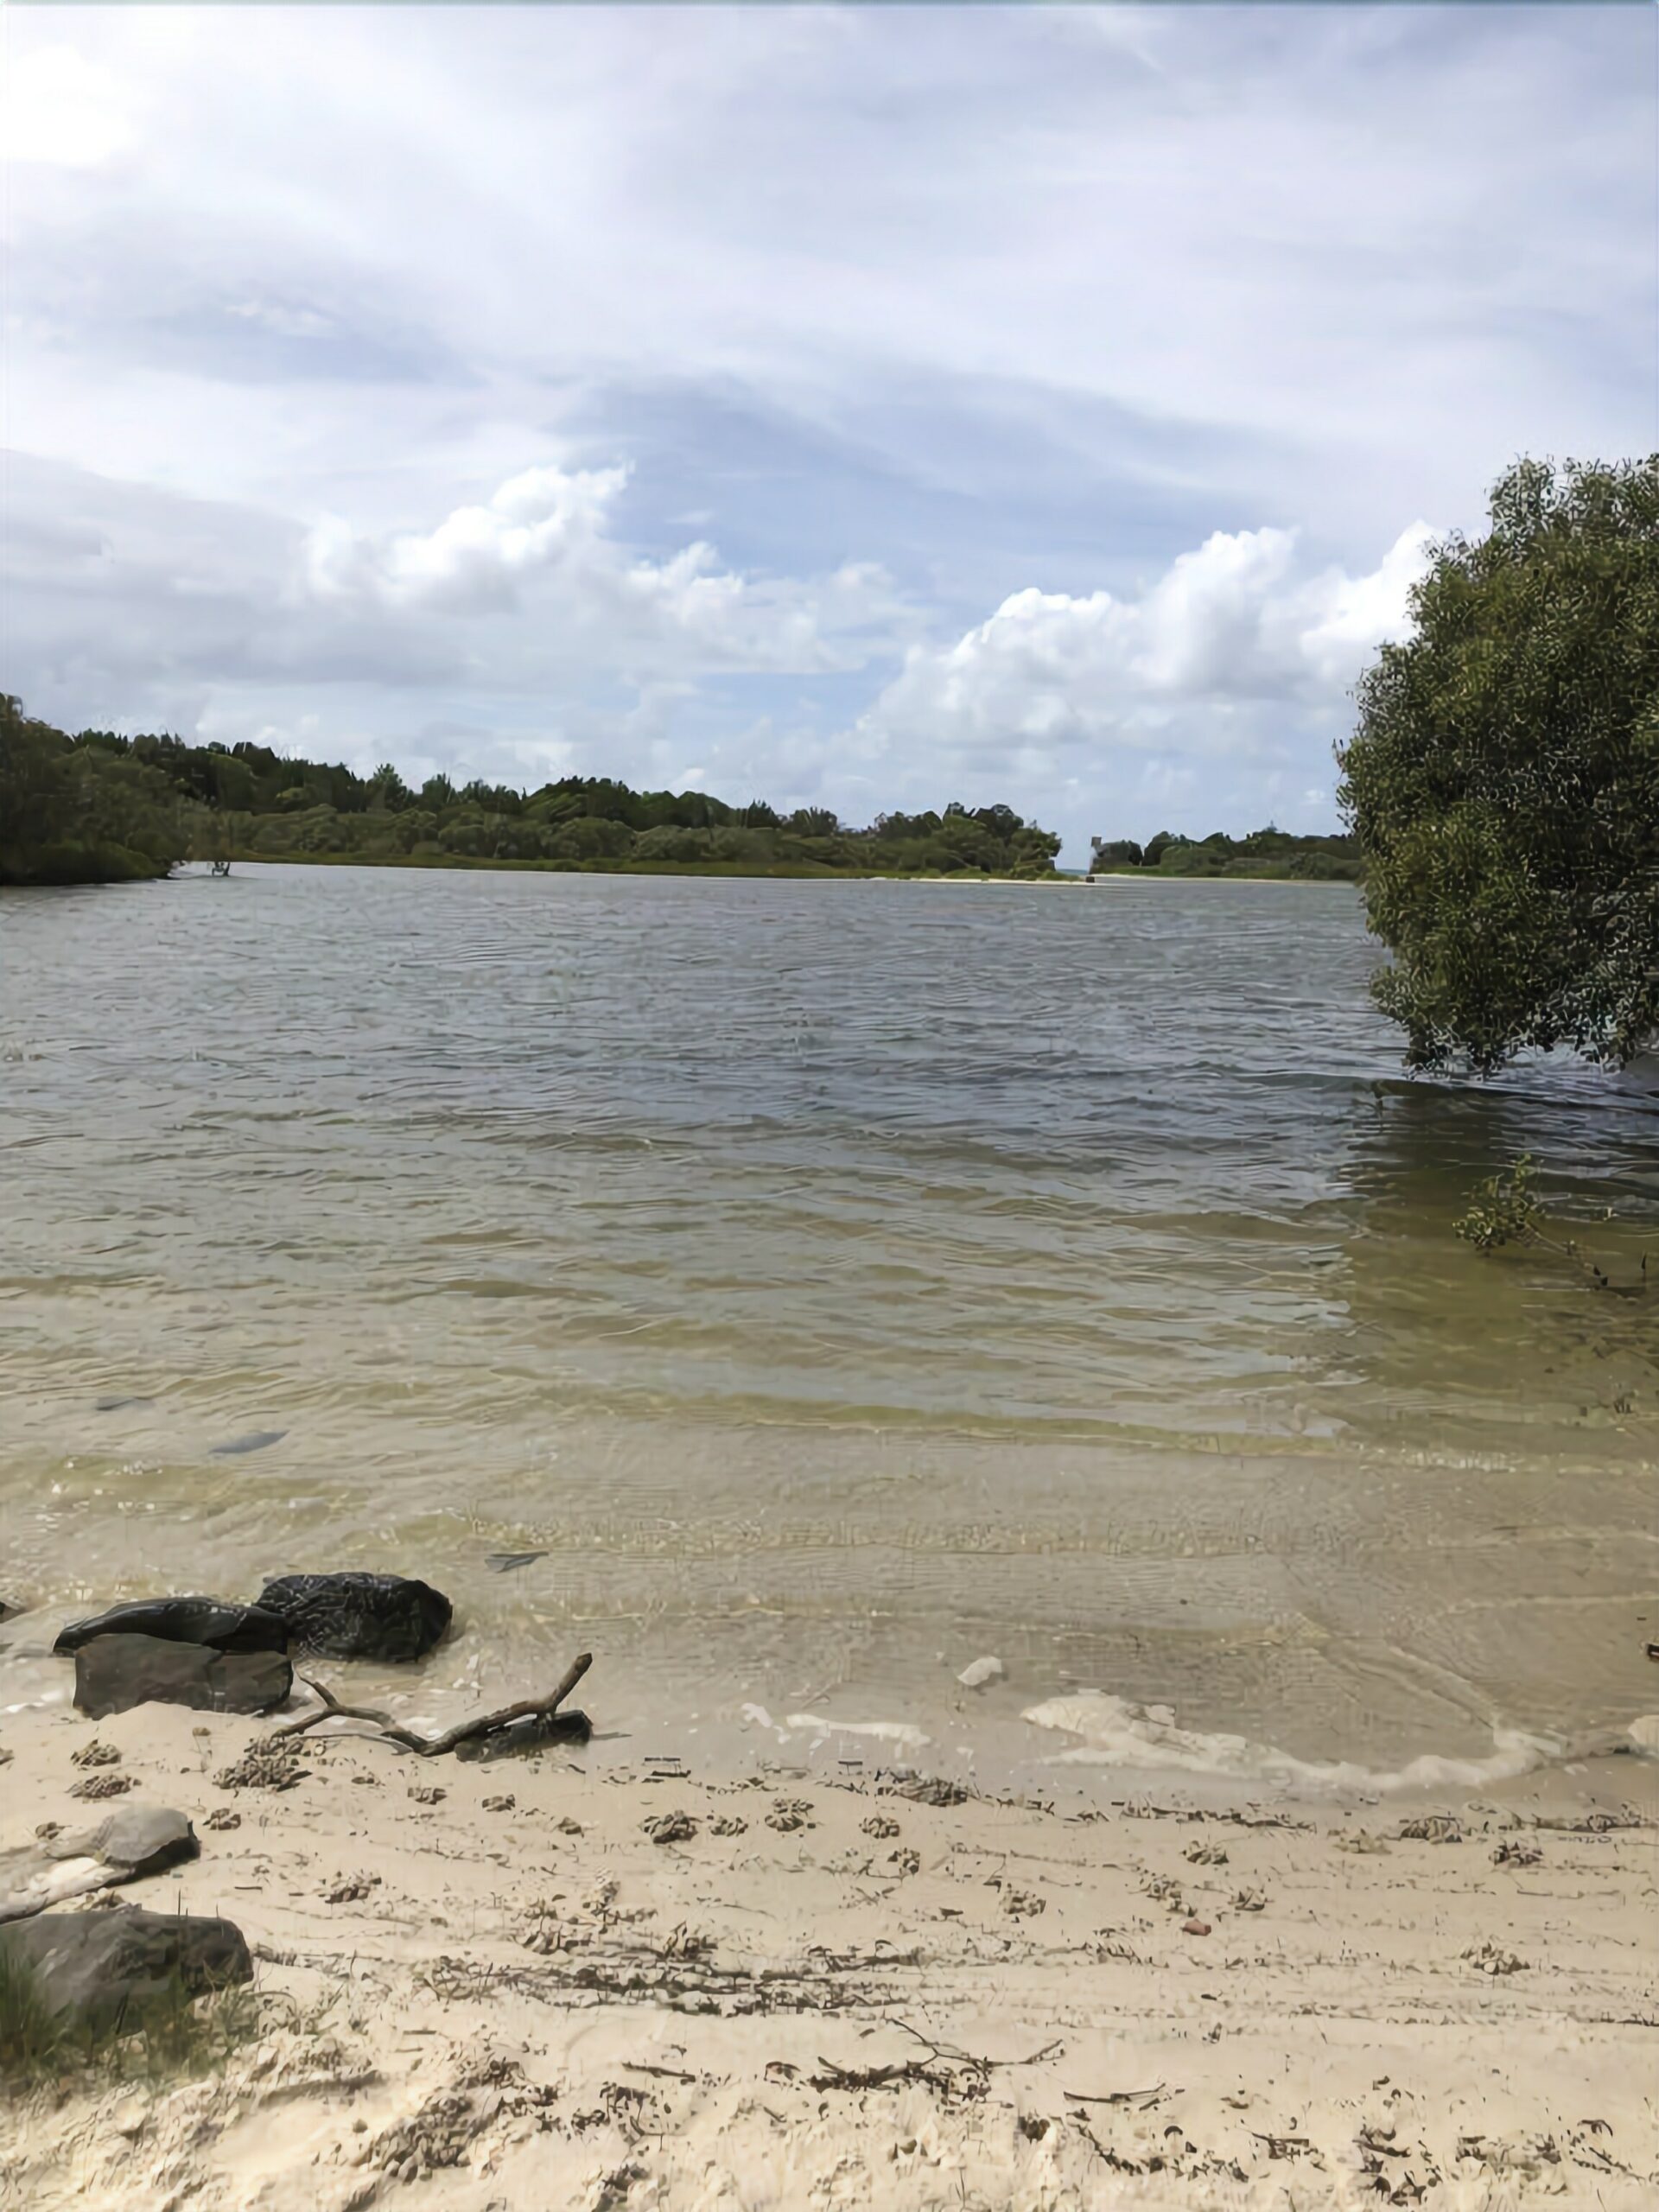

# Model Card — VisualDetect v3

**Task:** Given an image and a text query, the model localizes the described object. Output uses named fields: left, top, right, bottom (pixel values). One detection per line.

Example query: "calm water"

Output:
left=3, top=865, right=1656, bottom=1794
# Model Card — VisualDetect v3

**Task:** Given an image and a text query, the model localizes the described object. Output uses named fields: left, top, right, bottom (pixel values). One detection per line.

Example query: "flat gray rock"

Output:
left=0, top=1806, right=198, bottom=1923
left=0, top=1906, right=250, bottom=2025
left=210, top=1429, right=286, bottom=1456
left=73, top=1634, right=293, bottom=1719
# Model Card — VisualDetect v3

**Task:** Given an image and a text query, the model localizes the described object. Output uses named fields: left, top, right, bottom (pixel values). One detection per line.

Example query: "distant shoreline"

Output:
left=215, top=851, right=1359, bottom=887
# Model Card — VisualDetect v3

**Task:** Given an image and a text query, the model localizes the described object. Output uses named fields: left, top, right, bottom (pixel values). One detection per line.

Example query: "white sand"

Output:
left=2, top=1693, right=1655, bottom=2211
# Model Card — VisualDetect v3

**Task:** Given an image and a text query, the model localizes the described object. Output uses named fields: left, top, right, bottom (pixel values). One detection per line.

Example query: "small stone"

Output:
left=957, top=1656, right=1005, bottom=1690
left=1182, top=1916, right=1211, bottom=1936
left=482, top=1795, right=516, bottom=1813
left=408, top=1784, right=446, bottom=1805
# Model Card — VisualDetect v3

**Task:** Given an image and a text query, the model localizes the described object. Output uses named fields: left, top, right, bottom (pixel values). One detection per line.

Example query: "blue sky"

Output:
left=4, top=4, right=1653, bottom=862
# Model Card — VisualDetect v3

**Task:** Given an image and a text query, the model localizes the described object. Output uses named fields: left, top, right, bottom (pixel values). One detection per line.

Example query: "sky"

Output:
left=3, top=4, right=1654, bottom=863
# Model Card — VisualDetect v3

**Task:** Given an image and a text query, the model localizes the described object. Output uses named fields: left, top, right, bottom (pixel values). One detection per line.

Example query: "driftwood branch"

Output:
left=273, top=1651, right=594, bottom=1759
left=274, top=1677, right=393, bottom=1739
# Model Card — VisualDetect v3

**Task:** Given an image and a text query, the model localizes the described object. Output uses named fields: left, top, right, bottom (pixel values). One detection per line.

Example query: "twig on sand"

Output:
left=1065, top=2082, right=1166, bottom=2110
left=810, top=2018, right=1061, bottom=2096
left=273, top=1653, right=594, bottom=1758
left=274, top=1679, right=393, bottom=1739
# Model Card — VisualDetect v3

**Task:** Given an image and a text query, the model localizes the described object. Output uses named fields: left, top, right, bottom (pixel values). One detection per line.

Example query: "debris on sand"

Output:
left=641, top=1812, right=698, bottom=1846
left=69, top=1741, right=122, bottom=1769
left=68, top=1773, right=136, bottom=1802
left=766, top=1799, right=816, bottom=1834
left=214, top=1738, right=308, bottom=1792
left=1464, top=1942, right=1527, bottom=1976
left=1396, top=1815, right=1462, bottom=1845
left=1491, top=1839, right=1542, bottom=1867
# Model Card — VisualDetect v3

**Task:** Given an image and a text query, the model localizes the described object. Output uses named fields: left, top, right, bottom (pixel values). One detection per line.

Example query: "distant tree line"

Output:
left=0, top=696, right=200, bottom=884
left=1089, top=825, right=1361, bottom=881
left=0, top=698, right=1064, bottom=883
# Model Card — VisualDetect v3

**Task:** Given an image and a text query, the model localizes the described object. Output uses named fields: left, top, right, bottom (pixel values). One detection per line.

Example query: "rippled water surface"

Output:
left=3, top=865, right=1656, bottom=1791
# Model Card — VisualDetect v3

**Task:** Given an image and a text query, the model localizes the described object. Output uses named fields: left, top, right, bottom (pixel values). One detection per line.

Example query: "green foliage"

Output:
left=1339, top=456, right=1659, bottom=1073
left=1454, top=1154, right=1541, bottom=1252
left=0, top=699, right=1068, bottom=882
left=1088, top=823, right=1359, bottom=880
left=0, top=696, right=205, bottom=885
left=1453, top=1152, right=1636, bottom=1294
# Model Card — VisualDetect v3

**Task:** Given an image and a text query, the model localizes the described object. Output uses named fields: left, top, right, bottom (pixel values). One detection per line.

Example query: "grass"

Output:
left=0, top=1940, right=262, bottom=2093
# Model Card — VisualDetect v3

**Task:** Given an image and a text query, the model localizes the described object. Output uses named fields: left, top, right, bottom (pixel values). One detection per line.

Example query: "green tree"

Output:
left=1339, top=456, right=1659, bottom=1073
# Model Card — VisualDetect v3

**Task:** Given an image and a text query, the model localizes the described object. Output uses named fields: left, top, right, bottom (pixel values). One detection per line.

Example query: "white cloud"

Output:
left=0, top=44, right=134, bottom=167
left=298, top=461, right=898, bottom=676
left=302, top=464, right=628, bottom=614
left=857, top=522, right=1435, bottom=762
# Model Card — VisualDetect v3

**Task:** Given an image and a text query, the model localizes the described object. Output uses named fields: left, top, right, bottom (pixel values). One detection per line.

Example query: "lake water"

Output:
left=3, top=864, right=1656, bottom=1796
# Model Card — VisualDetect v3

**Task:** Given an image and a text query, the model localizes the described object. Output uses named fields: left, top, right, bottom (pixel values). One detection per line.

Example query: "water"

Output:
left=3, top=864, right=1656, bottom=1796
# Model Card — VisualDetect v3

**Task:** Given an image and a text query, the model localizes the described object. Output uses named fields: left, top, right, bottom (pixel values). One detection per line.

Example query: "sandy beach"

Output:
left=3, top=1680, right=1655, bottom=2212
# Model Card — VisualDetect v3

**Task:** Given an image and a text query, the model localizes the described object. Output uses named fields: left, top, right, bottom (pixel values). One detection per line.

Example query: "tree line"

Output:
left=0, top=703, right=1062, bottom=882
left=1089, top=826, right=1360, bottom=880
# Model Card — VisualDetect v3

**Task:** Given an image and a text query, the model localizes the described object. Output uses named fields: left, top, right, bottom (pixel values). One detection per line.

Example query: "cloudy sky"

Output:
left=4, top=5, right=1653, bottom=861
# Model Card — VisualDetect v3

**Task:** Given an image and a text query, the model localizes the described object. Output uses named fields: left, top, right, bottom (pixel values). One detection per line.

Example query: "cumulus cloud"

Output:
left=298, top=461, right=896, bottom=675
left=857, top=522, right=1436, bottom=765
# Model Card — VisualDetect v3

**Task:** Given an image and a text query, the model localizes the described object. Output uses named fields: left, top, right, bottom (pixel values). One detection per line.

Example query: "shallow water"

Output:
left=2, top=864, right=1656, bottom=1794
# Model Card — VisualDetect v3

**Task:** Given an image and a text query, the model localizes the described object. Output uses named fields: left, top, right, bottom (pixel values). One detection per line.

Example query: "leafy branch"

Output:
left=1454, top=1154, right=1641, bottom=1295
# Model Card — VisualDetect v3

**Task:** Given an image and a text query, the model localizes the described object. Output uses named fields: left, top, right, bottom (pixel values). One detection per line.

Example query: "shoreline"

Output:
left=3, top=1680, right=1656, bottom=2209
left=191, top=855, right=1360, bottom=887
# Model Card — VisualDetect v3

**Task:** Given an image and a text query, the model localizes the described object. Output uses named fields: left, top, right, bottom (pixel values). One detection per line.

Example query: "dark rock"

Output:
left=73, top=1635, right=293, bottom=1719
left=0, top=1906, right=251, bottom=2027
left=0, top=1597, right=19, bottom=1624
left=93, top=1394, right=154, bottom=1413
left=54, top=1598, right=289, bottom=1657
left=257, top=1573, right=452, bottom=1662
left=452, top=1708, right=592, bottom=1763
